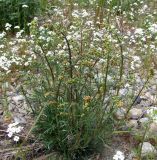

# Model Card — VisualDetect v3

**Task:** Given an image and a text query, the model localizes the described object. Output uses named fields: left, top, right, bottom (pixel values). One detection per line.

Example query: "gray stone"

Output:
left=13, top=114, right=27, bottom=124
left=8, top=103, right=16, bottom=111
left=141, top=142, right=157, bottom=157
left=115, top=108, right=126, bottom=120
left=127, top=120, right=138, bottom=129
left=12, top=95, right=25, bottom=101
left=12, top=95, right=25, bottom=104
left=18, top=108, right=28, bottom=115
left=139, top=117, right=149, bottom=124
left=128, top=108, right=143, bottom=119
left=138, top=100, right=151, bottom=108
left=149, top=122, right=157, bottom=133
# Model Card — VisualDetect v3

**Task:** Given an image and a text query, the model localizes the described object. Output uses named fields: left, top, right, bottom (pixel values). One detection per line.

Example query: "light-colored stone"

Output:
left=128, top=108, right=143, bottom=119
left=138, top=100, right=150, bottom=108
left=139, top=117, right=149, bottom=127
left=115, top=108, right=126, bottom=120
left=8, top=103, right=16, bottom=111
left=18, top=108, right=28, bottom=115
left=149, top=122, right=157, bottom=133
left=127, top=120, right=138, bottom=129
left=141, top=142, right=157, bottom=157
left=13, top=114, right=27, bottom=124
left=12, top=95, right=25, bottom=104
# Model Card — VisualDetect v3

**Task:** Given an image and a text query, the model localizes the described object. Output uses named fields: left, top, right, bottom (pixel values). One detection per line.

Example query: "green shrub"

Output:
left=0, top=0, right=47, bottom=32
left=19, top=18, right=115, bottom=159
left=105, top=0, right=143, bottom=11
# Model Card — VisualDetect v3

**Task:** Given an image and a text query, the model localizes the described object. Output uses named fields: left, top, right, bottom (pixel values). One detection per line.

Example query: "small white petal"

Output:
left=13, top=136, right=20, bottom=142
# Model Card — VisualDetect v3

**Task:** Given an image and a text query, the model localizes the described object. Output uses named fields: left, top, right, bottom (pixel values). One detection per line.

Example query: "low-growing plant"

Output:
left=21, top=18, right=116, bottom=159
left=0, top=0, right=47, bottom=32
left=0, top=0, right=157, bottom=159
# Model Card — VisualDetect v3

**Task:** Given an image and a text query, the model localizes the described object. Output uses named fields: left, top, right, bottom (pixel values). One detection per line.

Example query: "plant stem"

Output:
left=139, top=123, right=150, bottom=160
left=61, top=32, right=73, bottom=101
left=20, top=86, right=35, bottom=115
left=125, top=76, right=150, bottom=119
left=40, top=45, right=55, bottom=83
left=116, top=34, right=124, bottom=96
left=103, top=51, right=110, bottom=101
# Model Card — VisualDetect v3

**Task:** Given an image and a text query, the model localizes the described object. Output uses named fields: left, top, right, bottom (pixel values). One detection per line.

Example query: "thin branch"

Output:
left=125, top=76, right=150, bottom=119
left=61, top=32, right=73, bottom=79
left=40, top=45, right=55, bottom=83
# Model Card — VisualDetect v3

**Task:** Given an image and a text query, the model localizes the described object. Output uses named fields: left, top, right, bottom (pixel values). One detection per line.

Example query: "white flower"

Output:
left=8, top=122, right=19, bottom=128
left=8, top=132, right=13, bottom=138
left=134, top=28, right=144, bottom=35
left=14, top=26, right=20, bottom=29
left=0, top=31, right=6, bottom=39
left=13, top=136, right=20, bottom=142
left=5, top=23, right=12, bottom=30
left=7, top=127, right=16, bottom=133
left=119, top=88, right=128, bottom=96
left=0, top=45, right=5, bottom=49
left=82, top=9, right=89, bottom=17
left=5, top=23, right=12, bottom=28
left=6, top=122, right=23, bottom=141
left=15, top=126, right=23, bottom=133
left=149, top=24, right=157, bottom=33
left=113, top=151, right=125, bottom=160
left=133, top=56, right=140, bottom=62
left=22, top=4, right=29, bottom=8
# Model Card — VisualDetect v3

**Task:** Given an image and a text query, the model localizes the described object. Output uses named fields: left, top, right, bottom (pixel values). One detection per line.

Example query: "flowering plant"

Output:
left=7, top=122, right=23, bottom=142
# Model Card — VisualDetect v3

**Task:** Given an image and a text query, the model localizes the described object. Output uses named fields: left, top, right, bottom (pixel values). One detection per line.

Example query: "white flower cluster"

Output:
left=0, top=31, right=6, bottom=39
left=131, top=56, right=141, bottom=70
left=149, top=23, right=157, bottom=34
left=113, top=151, right=125, bottom=160
left=5, top=23, right=12, bottom=31
left=72, top=9, right=89, bottom=18
left=0, top=56, right=12, bottom=71
left=7, top=122, right=23, bottom=142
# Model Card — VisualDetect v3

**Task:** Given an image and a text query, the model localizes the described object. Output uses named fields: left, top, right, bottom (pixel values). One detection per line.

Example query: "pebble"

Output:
left=141, top=142, right=157, bottom=157
left=115, top=108, right=126, bottom=120
left=149, top=122, right=157, bottom=134
left=13, top=115, right=27, bottom=124
left=12, top=95, right=25, bottom=104
left=8, top=103, right=16, bottom=111
left=139, top=117, right=149, bottom=127
left=128, top=108, right=143, bottom=119
left=137, top=100, right=150, bottom=108
left=127, top=120, right=138, bottom=129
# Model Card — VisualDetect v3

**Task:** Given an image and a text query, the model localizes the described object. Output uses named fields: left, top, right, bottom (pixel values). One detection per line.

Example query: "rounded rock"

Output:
left=149, top=122, right=157, bottom=133
left=128, top=108, right=143, bottom=119
left=115, top=108, right=126, bottom=120
left=141, top=142, right=157, bottom=157
left=127, top=120, right=138, bottom=129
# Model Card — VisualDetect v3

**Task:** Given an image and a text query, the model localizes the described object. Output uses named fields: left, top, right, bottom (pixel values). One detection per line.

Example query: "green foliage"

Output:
left=21, top=19, right=115, bottom=159
left=34, top=98, right=113, bottom=159
left=105, top=0, right=144, bottom=11
left=0, top=0, right=47, bottom=32
left=1, top=1, right=154, bottom=159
